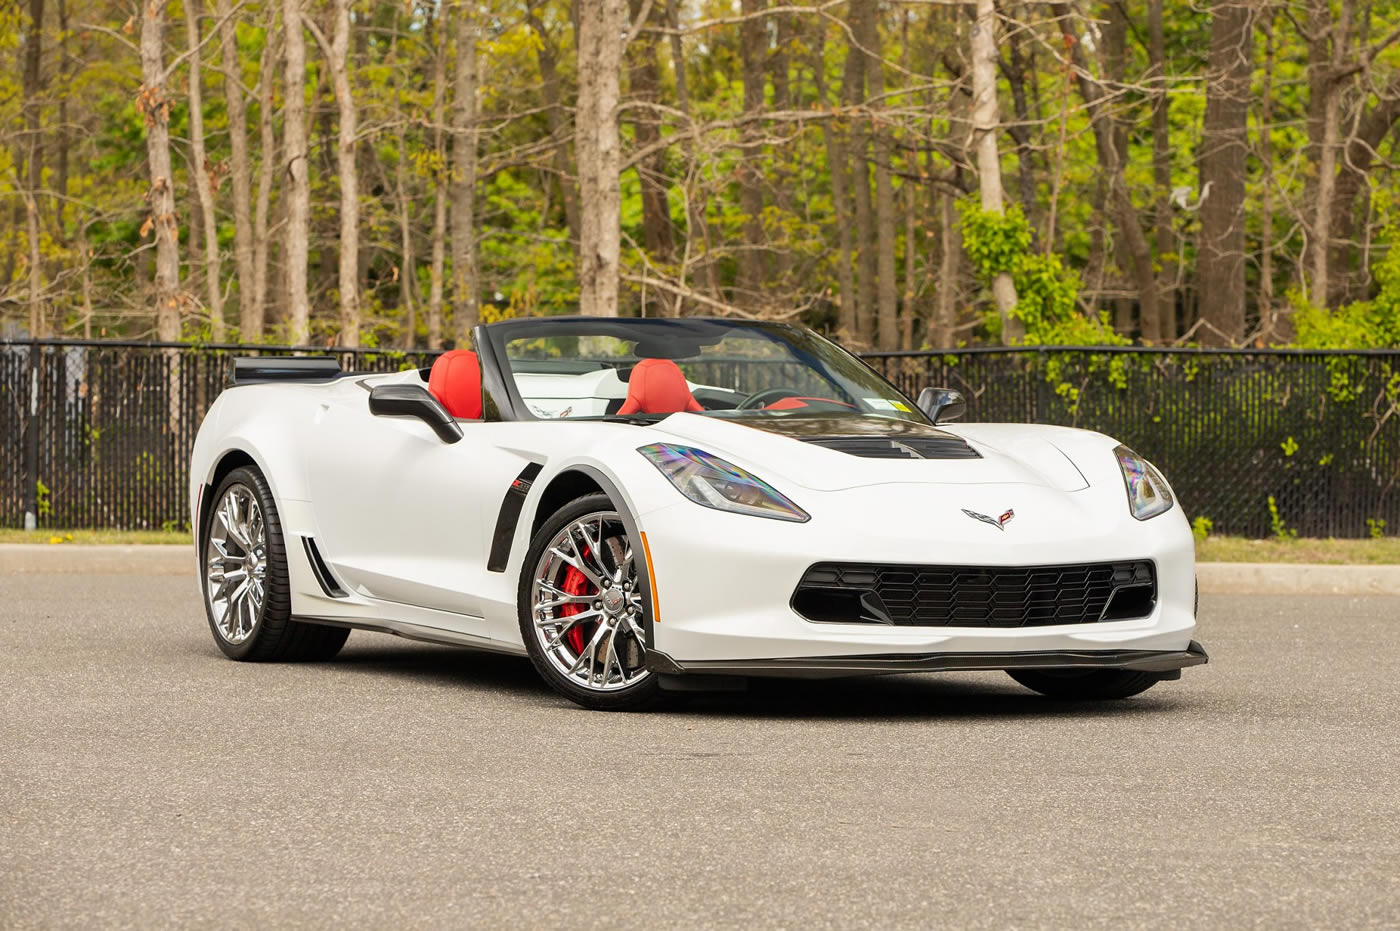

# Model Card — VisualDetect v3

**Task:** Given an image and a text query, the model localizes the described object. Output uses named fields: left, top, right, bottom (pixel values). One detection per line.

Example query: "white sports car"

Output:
left=190, top=316, right=1207, bottom=710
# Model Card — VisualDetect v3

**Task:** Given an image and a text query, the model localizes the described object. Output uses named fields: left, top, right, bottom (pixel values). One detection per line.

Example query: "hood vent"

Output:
left=801, top=435, right=981, bottom=460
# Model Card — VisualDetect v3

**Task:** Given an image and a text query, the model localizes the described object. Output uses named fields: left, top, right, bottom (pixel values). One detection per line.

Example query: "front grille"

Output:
left=802, top=435, right=981, bottom=460
left=792, top=560, right=1156, bottom=627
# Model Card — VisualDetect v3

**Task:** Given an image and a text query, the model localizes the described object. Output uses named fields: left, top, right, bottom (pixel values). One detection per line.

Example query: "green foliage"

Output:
left=1280, top=436, right=1299, bottom=457
left=1268, top=496, right=1298, bottom=541
left=1192, top=515, right=1214, bottom=544
left=36, top=480, right=51, bottom=518
left=957, top=199, right=1123, bottom=347
left=1369, top=518, right=1388, bottom=539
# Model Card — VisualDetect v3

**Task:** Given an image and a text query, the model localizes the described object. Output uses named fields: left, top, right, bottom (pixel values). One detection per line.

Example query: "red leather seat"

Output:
left=617, top=358, right=704, bottom=415
left=428, top=349, right=482, bottom=419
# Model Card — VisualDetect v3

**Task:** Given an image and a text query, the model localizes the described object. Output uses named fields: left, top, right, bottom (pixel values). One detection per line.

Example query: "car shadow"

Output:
left=312, top=638, right=1191, bottom=722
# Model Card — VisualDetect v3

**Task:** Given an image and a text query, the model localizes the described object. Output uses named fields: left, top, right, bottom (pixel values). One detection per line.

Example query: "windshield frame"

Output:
left=479, top=315, right=930, bottom=425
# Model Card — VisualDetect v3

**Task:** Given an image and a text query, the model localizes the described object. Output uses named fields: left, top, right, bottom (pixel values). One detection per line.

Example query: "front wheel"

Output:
left=202, top=465, right=348, bottom=662
left=518, top=494, right=661, bottom=711
left=1007, top=667, right=1162, bottom=700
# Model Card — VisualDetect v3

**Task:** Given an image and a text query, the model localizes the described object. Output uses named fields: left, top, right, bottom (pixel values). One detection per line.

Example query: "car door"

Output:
left=303, top=380, right=518, bottom=626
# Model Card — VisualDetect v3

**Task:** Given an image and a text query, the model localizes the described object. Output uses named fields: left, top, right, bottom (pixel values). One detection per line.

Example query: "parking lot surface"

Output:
left=2, top=573, right=1397, bottom=928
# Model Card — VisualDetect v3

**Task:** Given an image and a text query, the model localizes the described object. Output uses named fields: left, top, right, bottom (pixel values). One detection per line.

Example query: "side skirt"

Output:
left=292, top=614, right=529, bottom=656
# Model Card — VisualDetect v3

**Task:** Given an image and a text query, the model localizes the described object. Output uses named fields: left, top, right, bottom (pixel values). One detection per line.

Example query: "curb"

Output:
left=1195, top=561, right=1400, bottom=596
left=1, top=544, right=194, bottom=576
left=3, top=545, right=1399, bottom=595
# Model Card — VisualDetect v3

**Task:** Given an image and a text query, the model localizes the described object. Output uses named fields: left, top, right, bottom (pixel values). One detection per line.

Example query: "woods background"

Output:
left=3, top=0, right=1400, bottom=351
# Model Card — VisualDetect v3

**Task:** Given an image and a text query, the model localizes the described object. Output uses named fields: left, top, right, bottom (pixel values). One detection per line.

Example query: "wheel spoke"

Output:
left=205, top=483, right=270, bottom=645
left=531, top=509, right=651, bottom=693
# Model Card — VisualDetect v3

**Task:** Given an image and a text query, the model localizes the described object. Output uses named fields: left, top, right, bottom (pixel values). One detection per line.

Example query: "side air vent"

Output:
left=802, top=435, right=981, bottom=460
left=302, top=536, right=347, bottom=598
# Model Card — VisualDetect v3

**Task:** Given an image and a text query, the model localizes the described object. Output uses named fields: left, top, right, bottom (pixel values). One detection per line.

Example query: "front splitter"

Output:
left=647, top=640, right=1209, bottom=680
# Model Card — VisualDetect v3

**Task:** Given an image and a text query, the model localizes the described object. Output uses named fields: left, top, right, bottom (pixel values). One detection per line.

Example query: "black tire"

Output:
left=517, top=493, right=663, bottom=711
left=201, top=465, right=349, bottom=662
left=1006, top=667, right=1161, bottom=700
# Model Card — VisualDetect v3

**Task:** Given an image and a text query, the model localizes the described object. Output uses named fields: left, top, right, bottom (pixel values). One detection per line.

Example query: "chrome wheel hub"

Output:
left=205, top=484, right=267, bottom=644
left=530, top=510, right=649, bottom=692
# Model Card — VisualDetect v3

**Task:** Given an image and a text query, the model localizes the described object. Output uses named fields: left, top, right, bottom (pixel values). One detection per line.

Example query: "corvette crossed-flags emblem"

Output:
left=962, top=508, right=1016, bottom=531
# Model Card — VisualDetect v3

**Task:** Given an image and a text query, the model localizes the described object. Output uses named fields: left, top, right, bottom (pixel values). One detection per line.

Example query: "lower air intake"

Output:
left=792, top=560, right=1157, bottom=627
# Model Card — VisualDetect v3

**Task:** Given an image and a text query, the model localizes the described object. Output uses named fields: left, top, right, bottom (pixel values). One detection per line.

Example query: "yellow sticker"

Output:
left=891, top=401, right=911, bottom=412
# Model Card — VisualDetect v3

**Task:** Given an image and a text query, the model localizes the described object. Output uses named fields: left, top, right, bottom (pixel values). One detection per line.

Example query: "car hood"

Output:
left=647, top=413, right=1098, bottom=493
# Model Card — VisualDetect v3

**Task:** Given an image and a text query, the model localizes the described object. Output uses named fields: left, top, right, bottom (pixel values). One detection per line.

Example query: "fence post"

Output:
left=23, top=343, right=40, bottom=530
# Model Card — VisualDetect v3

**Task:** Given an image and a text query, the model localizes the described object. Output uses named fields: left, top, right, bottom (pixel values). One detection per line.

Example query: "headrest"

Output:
left=428, top=349, right=482, bottom=420
left=616, top=358, right=704, bottom=416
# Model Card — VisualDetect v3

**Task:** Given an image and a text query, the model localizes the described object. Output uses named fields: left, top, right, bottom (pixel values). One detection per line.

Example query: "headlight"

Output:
left=638, top=444, right=809, bottom=522
left=1114, top=445, right=1174, bottom=520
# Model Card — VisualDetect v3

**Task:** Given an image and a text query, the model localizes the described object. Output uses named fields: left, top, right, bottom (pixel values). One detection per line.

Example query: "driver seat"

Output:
left=617, top=358, right=704, bottom=415
left=428, top=349, right=482, bottom=419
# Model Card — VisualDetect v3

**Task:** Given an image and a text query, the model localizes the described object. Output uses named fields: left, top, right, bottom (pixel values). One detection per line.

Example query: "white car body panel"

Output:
left=190, top=347, right=1200, bottom=677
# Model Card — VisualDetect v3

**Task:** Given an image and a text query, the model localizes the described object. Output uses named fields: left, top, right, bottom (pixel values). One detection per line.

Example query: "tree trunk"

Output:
left=282, top=0, right=311, bottom=344
left=216, top=0, right=256, bottom=338
left=930, top=187, right=960, bottom=349
left=575, top=0, right=626, bottom=317
left=847, top=0, right=876, bottom=345
left=1050, top=2, right=1155, bottom=341
left=251, top=21, right=279, bottom=338
left=23, top=0, right=45, bottom=336
left=1310, top=63, right=1344, bottom=308
left=427, top=18, right=447, bottom=348
left=1259, top=8, right=1279, bottom=339
left=140, top=0, right=181, bottom=341
left=865, top=5, right=898, bottom=350
left=737, top=0, right=768, bottom=300
left=1198, top=0, right=1254, bottom=345
left=627, top=0, right=673, bottom=263
left=329, top=0, right=360, bottom=346
left=184, top=0, right=224, bottom=339
left=529, top=9, right=581, bottom=248
left=1148, top=0, right=1174, bottom=341
left=972, top=0, right=1021, bottom=343
left=450, top=5, right=479, bottom=343
left=812, top=20, right=856, bottom=339
left=1329, top=78, right=1400, bottom=304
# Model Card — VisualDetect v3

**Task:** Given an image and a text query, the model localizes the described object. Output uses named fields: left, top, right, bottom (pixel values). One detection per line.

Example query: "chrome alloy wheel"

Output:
left=205, top=483, right=268, bottom=644
left=530, top=510, right=650, bottom=692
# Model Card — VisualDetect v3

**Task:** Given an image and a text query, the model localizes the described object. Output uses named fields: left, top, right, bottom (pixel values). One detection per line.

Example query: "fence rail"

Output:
left=3, top=340, right=1398, bottom=538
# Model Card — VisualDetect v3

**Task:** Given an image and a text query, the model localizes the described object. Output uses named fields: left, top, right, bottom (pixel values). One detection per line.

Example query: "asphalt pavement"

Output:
left=2, top=572, right=1398, bottom=929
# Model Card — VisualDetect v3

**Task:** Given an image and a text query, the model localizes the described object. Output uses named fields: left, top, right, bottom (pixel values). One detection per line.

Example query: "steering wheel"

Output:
left=736, top=387, right=806, bottom=410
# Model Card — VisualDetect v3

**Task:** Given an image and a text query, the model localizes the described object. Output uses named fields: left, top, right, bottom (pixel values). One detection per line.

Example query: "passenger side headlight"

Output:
left=1114, top=445, right=1174, bottom=520
left=638, top=444, right=810, bottom=522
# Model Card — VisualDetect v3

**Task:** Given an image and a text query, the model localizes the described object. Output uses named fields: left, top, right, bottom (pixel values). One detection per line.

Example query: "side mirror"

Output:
left=916, top=387, right=967, bottom=424
left=369, top=384, right=463, bottom=444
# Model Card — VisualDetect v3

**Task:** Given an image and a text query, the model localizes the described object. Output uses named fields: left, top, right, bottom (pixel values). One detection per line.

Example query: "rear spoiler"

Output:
left=226, top=356, right=343, bottom=387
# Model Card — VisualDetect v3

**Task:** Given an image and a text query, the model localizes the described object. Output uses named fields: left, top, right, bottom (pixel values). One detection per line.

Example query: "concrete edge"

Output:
left=3, top=545, right=1399, bottom=595
left=1195, top=561, right=1400, bottom=596
left=1, top=544, right=195, bottom=576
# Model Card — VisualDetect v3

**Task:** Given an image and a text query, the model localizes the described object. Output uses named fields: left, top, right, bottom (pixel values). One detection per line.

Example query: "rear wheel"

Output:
left=1007, top=667, right=1161, bottom=700
left=202, top=466, right=349, bottom=662
left=518, top=494, right=661, bottom=711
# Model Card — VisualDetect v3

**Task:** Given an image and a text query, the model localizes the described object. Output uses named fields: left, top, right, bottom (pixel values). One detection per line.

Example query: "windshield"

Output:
left=486, top=317, right=927, bottom=424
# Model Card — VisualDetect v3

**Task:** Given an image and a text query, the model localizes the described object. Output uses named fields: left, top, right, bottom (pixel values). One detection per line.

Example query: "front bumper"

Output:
left=647, top=640, right=1209, bottom=680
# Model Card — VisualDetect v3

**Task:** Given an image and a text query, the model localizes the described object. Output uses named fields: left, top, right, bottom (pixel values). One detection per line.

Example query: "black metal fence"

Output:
left=3, top=339, right=1398, bottom=538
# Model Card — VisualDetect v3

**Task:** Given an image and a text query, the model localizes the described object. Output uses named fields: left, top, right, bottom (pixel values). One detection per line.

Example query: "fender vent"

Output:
left=801, top=435, right=981, bottom=460
left=302, top=536, right=347, bottom=598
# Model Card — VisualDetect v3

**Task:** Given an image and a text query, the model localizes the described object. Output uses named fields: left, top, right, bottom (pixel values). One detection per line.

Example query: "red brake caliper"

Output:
left=558, top=560, right=595, bottom=655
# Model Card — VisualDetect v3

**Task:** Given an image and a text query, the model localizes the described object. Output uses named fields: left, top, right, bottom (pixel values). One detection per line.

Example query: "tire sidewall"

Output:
left=517, top=493, right=660, bottom=710
left=201, top=466, right=287, bottom=660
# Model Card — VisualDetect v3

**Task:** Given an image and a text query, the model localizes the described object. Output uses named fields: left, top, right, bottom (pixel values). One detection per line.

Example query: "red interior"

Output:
left=428, top=349, right=482, bottom=419
left=763, top=396, right=856, bottom=411
left=617, top=358, right=705, bottom=415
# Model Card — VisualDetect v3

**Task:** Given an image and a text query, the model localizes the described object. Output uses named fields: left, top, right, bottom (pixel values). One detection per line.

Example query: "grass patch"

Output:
left=0, top=528, right=193, bottom=545
left=1197, top=535, right=1400, bottom=565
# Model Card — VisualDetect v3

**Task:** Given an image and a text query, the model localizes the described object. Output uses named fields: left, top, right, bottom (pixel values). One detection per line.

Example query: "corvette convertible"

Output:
left=190, top=316, right=1207, bottom=710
